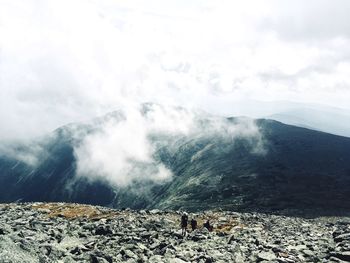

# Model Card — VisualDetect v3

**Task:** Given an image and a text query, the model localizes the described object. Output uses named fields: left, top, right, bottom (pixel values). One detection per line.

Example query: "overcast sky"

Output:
left=1, top=0, right=350, bottom=140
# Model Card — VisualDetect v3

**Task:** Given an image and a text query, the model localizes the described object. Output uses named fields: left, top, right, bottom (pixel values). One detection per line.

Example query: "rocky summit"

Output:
left=0, top=203, right=349, bottom=263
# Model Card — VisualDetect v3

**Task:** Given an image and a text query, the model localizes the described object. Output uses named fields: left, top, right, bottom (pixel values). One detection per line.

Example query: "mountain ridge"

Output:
left=1, top=106, right=350, bottom=215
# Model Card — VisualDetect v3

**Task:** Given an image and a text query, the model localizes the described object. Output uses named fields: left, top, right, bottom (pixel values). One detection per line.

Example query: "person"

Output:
left=181, top=212, right=188, bottom=236
left=203, top=220, right=213, bottom=231
left=190, top=218, right=197, bottom=231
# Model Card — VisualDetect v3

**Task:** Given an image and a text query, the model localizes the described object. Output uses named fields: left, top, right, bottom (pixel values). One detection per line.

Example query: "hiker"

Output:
left=190, top=218, right=197, bottom=231
left=203, top=220, right=213, bottom=231
left=181, top=212, right=188, bottom=236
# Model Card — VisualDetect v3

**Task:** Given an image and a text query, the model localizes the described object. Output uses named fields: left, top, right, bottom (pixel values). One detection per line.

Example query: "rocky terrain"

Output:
left=0, top=203, right=349, bottom=262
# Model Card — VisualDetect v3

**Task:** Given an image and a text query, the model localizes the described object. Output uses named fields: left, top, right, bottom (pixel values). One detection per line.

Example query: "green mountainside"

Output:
left=1, top=108, right=350, bottom=215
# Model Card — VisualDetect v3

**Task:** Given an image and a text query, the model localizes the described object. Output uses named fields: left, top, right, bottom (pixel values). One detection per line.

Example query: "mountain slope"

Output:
left=1, top=109, right=350, bottom=215
left=156, top=119, right=350, bottom=213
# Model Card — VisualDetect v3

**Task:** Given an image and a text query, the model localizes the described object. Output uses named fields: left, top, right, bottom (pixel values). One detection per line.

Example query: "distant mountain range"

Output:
left=206, top=99, right=350, bottom=137
left=1, top=104, right=350, bottom=215
left=267, top=107, right=350, bottom=138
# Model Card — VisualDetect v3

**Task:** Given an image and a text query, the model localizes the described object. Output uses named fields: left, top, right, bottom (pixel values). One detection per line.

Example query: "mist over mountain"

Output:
left=2, top=2, right=350, bottom=262
left=1, top=104, right=350, bottom=215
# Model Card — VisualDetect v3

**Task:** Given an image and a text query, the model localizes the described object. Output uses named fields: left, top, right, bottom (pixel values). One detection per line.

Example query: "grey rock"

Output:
left=331, top=251, right=350, bottom=262
left=95, top=226, right=113, bottom=236
left=168, top=258, right=188, bottom=263
left=0, top=203, right=347, bottom=263
left=302, top=249, right=315, bottom=257
left=334, top=233, right=350, bottom=243
left=257, top=251, right=277, bottom=261
left=91, top=255, right=110, bottom=263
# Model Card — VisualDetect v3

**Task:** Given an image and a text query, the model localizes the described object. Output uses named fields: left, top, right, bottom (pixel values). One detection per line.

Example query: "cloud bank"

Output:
left=1, top=0, right=350, bottom=185
left=1, top=0, right=350, bottom=141
left=73, top=104, right=194, bottom=186
left=73, top=104, right=265, bottom=186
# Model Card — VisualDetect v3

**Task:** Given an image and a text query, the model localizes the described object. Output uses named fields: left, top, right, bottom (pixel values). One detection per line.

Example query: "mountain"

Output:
left=268, top=107, right=350, bottom=138
left=1, top=105, right=350, bottom=215
left=207, top=98, right=350, bottom=138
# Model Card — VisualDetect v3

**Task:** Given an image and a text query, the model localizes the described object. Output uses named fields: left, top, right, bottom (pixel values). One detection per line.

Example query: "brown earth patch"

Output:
left=31, top=203, right=118, bottom=220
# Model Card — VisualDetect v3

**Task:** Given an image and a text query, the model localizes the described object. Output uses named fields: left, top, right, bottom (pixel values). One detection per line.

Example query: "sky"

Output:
left=1, top=0, right=350, bottom=140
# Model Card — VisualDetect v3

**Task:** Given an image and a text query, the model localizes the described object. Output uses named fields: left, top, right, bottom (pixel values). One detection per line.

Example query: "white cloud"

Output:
left=73, top=104, right=264, bottom=186
left=0, top=0, right=350, bottom=142
left=0, top=139, right=46, bottom=166
left=74, top=103, right=195, bottom=186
